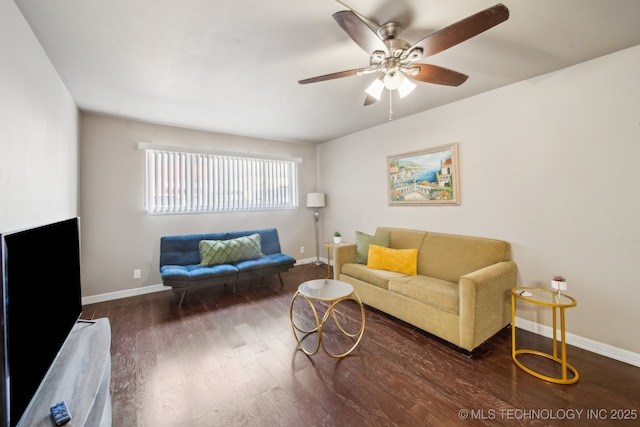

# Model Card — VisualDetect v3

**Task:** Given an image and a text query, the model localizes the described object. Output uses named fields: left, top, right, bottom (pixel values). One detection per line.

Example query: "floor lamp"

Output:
left=306, top=192, right=326, bottom=266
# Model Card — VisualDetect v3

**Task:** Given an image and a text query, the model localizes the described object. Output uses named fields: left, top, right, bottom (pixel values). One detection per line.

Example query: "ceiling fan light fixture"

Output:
left=383, top=69, right=403, bottom=90
left=365, top=78, right=384, bottom=100
left=397, top=77, right=416, bottom=98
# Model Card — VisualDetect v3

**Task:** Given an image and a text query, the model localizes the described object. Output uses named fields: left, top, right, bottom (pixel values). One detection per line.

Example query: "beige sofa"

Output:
left=333, top=227, right=517, bottom=352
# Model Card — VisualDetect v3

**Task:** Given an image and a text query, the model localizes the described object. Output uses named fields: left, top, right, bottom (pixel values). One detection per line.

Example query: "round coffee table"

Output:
left=289, top=279, right=366, bottom=358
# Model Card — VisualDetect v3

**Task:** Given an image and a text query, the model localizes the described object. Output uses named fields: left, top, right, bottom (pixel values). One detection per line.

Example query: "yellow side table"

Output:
left=323, top=242, right=354, bottom=279
left=511, top=287, right=579, bottom=384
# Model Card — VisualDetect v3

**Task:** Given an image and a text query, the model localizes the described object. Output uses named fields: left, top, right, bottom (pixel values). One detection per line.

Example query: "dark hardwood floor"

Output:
left=81, top=265, right=640, bottom=426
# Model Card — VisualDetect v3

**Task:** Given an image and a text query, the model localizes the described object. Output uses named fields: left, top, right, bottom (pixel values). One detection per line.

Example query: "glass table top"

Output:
left=512, top=287, right=576, bottom=307
left=298, top=279, right=354, bottom=300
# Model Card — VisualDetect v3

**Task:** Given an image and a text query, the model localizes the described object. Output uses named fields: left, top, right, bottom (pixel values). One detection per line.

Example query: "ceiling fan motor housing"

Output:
left=376, top=22, right=402, bottom=41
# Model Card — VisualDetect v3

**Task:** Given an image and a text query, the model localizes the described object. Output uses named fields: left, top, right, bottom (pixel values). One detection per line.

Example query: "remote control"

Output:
left=50, top=401, right=71, bottom=426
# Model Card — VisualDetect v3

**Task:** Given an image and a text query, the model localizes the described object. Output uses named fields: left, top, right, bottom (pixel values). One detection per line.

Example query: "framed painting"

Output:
left=387, top=143, right=460, bottom=206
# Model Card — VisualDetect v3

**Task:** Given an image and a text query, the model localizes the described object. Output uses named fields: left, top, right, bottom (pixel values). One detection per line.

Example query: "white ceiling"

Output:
left=14, top=0, right=640, bottom=144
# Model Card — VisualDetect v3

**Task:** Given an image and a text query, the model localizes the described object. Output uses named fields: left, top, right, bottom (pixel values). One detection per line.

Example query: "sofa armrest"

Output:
left=458, top=261, right=517, bottom=351
left=332, top=244, right=357, bottom=279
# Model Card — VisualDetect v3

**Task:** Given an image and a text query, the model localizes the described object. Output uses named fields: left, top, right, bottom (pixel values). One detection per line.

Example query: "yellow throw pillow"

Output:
left=367, top=244, right=418, bottom=275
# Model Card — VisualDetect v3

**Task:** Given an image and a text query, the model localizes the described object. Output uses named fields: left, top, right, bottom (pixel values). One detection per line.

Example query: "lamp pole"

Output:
left=306, top=192, right=326, bottom=267
left=313, top=207, right=321, bottom=266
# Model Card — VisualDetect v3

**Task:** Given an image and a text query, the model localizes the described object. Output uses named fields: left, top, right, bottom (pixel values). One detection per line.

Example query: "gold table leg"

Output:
left=289, top=291, right=366, bottom=358
left=511, top=293, right=579, bottom=384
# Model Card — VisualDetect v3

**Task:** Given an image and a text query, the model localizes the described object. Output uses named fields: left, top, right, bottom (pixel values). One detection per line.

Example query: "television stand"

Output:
left=18, top=318, right=112, bottom=426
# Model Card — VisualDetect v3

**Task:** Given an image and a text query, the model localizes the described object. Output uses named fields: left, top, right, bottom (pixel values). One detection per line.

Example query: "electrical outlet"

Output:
left=300, top=246, right=304, bottom=254
left=133, top=269, right=141, bottom=279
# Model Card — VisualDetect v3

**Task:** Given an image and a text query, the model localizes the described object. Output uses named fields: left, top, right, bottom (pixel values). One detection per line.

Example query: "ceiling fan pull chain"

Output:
left=389, top=91, right=394, bottom=120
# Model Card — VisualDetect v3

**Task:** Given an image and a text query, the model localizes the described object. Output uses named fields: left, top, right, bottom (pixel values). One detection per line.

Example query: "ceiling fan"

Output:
left=299, top=3, right=510, bottom=108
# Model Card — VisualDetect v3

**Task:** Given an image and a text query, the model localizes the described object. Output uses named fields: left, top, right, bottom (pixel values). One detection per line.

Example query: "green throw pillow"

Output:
left=199, top=234, right=264, bottom=266
left=355, top=230, right=391, bottom=264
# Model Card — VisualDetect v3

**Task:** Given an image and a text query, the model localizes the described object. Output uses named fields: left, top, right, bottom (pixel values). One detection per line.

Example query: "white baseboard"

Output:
left=515, top=317, right=640, bottom=368
left=82, top=283, right=170, bottom=305
left=295, top=256, right=328, bottom=266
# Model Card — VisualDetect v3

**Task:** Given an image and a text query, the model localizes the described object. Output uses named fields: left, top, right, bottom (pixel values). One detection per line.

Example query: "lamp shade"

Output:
left=397, top=77, right=416, bottom=98
left=383, top=69, right=403, bottom=90
left=306, top=192, right=326, bottom=208
left=365, top=78, right=384, bottom=100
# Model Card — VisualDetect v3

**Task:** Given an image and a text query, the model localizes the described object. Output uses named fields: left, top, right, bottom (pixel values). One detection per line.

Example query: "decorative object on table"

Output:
left=551, top=275, right=567, bottom=296
left=306, top=192, right=326, bottom=266
left=333, top=231, right=342, bottom=245
left=387, top=143, right=460, bottom=206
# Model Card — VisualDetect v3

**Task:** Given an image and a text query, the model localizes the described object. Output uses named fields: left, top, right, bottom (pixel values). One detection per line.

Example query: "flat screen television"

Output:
left=0, top=217, right=83, bottom=427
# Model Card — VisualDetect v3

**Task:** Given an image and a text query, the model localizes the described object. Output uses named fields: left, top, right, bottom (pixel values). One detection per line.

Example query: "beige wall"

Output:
left=0, top=0, right=78, bottom=233
left=79, top=114, right=320, bottom=298
left=318, top=45, right=640, bottom=358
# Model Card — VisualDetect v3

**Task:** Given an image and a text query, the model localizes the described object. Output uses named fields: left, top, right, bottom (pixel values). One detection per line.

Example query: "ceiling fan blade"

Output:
left=298, top=68, right=371, bottom=84
left=333, top=10, right=389, bottom=56
left=407, top=64, right=468, bottom=86
left=410, top=3, right=509, bottom=59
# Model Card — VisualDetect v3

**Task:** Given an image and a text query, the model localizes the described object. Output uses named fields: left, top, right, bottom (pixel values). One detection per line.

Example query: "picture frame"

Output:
left=387, top=143, right=460, bottom=206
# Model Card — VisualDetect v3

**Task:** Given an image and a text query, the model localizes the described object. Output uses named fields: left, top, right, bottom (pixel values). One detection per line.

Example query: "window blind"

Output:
left=145, top=149, right=298, bottom=214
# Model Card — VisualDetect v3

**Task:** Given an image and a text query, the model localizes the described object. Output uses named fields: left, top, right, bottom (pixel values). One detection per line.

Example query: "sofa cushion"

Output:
left=341, top=263, right=407, bottom=290
left=160, top=263, right=238, bottom=281
left=199, top=234, right=264, bottom=266
left=234, top=253, right=296, bottom=272
left=418, top=232, right=511, bottom=282
left=388, top=275, right=459, bottom=315
left=376, top=227, right=427, bottom=251
left=160, top=232, right=226, bottom=267
left=355, top=230, right=391, bottom=264
left=367, top=244, right=418, bottom=275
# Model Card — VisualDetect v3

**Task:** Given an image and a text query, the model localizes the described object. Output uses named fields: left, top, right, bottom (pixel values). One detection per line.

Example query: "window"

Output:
left=143, top=147, right=299, bottom=214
